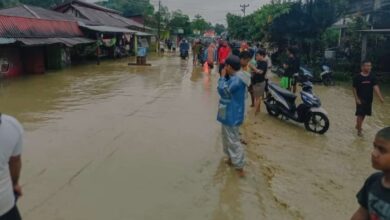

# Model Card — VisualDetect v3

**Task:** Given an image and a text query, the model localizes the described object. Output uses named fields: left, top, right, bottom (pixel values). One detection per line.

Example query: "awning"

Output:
left=80, top=25, right=135, bottom=34
left=0, top=38, right=16, bottom=45
left=16, top=37, right=95, bottom=46
left=135, top=31, right=154, bottom=37
left=359, top=29, right=390, bottom=33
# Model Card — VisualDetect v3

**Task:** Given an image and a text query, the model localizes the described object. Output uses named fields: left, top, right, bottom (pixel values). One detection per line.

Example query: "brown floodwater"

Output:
left=0, top=54, right=389, bottom=220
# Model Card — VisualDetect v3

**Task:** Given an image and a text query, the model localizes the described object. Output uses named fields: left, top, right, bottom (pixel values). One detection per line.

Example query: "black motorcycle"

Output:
left=318, top=65, right=335, bottom=86
left=198, top=47, right=206, bottom=65
left=299, top=65, right=335, bottom=86
left=264, top=81, right=330, bottom=134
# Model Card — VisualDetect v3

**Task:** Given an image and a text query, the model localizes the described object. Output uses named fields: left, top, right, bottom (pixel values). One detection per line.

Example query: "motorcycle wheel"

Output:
left=322, top=76, right=336, bottom=86
left=304, top=112, right=329, bottom=134
left=323, top=78, right=334, bottom=86
left=266, top=98, right=280, bottom=117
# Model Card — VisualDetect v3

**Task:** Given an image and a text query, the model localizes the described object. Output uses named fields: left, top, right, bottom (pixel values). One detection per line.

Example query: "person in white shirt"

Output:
left=0, top=114, right=23, bottom=220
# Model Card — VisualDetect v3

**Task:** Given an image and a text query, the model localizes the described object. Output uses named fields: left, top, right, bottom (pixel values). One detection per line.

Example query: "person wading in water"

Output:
left=353, top=60, right=385, bottom=136
left=217, top=55, right=250, bottom=177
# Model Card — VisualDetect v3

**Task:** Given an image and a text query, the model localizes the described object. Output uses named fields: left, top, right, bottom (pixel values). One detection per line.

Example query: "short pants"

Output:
left=356, top=103, right=372, bottom=116
left=253, top=82, right=266, bottom=98
left=0, top=206, right=22, bottom=220
left=291, top=76, right=297, bottom=86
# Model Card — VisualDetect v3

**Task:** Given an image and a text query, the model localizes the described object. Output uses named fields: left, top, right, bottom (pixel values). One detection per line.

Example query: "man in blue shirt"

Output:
left=217, top=55, right=250, bottom=177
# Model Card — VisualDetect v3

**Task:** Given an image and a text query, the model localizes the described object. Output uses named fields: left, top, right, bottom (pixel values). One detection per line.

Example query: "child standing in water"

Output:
left=351, top=127, right=390, bottom=220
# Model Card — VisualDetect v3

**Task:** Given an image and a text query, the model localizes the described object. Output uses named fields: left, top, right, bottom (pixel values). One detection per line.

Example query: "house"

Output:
left=346, top=0, right=390, bottom=64
left=329, top=0, right=390, bottom=69
left=53, top=0, right=156, bottom=54
left=0, top=7, right=95, bottom=77
left=347, top=0, right=390, bottom=29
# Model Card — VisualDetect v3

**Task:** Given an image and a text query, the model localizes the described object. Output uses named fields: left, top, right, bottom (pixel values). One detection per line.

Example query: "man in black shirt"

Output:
left=283, top=47, right=300, bottom=93
left=351, top=127, right=390, bottom=220
left=353, top=60, right=384, bottom=136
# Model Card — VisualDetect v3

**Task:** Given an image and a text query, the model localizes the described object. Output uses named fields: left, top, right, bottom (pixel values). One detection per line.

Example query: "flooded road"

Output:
left=0, top=54, right=389, bottom=220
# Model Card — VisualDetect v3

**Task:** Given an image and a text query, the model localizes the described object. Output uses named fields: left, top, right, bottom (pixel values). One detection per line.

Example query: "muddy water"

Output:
left=0, top=54, right=389, bottom=220
left=243, top=76, right=390, bottom=219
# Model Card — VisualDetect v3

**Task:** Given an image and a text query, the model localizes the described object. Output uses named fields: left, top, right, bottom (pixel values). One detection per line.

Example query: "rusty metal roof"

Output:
left=54, top=0, right=121, bottom=15
left=0, top=5, right=75, bottom=21
left=0, top=5, right=99, bottom=26
left=0, top=15, right=83, bottom=38
left=54, top=1, right=149, bottom=30
left=71, top=4, right=128, bottom=28
left=70, top=4, right=145, bottom=29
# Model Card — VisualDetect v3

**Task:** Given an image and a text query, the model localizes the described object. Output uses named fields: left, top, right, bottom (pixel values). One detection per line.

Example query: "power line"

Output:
left=240, top=4, right=250, bottom=16
left=157, top=0, right=161, bottom=52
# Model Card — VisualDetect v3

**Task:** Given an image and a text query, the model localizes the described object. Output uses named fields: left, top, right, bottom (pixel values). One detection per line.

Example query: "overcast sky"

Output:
left=87, top=0, right=271, bottom=24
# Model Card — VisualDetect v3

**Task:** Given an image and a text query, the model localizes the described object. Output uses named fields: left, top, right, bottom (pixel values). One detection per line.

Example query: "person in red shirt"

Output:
left=218, top=41, right=231, bottom=75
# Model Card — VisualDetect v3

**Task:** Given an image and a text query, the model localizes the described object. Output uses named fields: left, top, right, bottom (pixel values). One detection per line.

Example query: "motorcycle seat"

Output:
left=269, top=83, right=297, bottom=100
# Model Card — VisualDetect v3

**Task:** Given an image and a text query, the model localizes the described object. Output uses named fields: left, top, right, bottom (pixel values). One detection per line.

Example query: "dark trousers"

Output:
left=0, top=206, right=21, bottom=220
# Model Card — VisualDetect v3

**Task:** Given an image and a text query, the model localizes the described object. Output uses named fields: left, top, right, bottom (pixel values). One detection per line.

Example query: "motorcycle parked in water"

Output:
left=299, top=65, right=335, bottom=86
left=272, top=65, right=313, bottom=84
left=318, top=65, right=335, bottom=86
left=264, top=81, right=330, bottom=134
left=198, top=47, right=206, bottom=65
left=180, top=49, right=189, bottom=60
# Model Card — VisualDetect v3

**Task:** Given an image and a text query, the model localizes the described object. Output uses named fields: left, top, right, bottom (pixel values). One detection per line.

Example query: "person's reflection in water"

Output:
left=190, top=67, right=202, bottom=82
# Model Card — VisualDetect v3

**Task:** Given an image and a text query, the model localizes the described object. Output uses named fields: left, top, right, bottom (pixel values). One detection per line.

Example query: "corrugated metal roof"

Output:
left=54, top=0, right=121, bottom=15
left=109, top=13, right=147, bottom=29
left=80, top=24, right=135, bottom=33
left=0, top=15, right=83, bottom=38
left=55, top=2, right=150, bottom=30
left=72, top=4, right=128, bottom=28
left=0, top=5, right=100, bottom=26
left=0, top=5, right=76, bottom=21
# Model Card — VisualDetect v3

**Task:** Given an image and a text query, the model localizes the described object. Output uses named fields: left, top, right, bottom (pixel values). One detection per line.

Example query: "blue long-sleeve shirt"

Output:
left=217, top=73, right=248, bottom=126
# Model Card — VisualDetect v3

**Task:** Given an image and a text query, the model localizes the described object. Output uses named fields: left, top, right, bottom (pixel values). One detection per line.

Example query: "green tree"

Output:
left=226, top=13, right=244, bottom=39
left=214, top=23, right=226, bottom=35
left=268, top=0, right=346, bottom=62
left=0, top=0, right=68, bottom=8
left=19, top=0, right=65, bottom=8
left=169, top=10, right=191, bottom=35
left=0, top=0, right=20, bottom=9
left=97, top=0, right=154, bottom=17
left=191, top=14, right=211, bottom=33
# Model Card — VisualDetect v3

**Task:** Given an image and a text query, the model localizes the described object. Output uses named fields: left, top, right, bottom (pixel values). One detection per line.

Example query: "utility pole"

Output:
left=157, top=0, right=161, bottom=53
left=240, top=4, right=249, bottom=16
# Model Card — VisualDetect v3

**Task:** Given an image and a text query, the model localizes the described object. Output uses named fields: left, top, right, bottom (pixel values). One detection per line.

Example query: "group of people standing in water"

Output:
left=191, top=39, right=274, bottom=177
left=201, top=39, right=389, bottom=220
